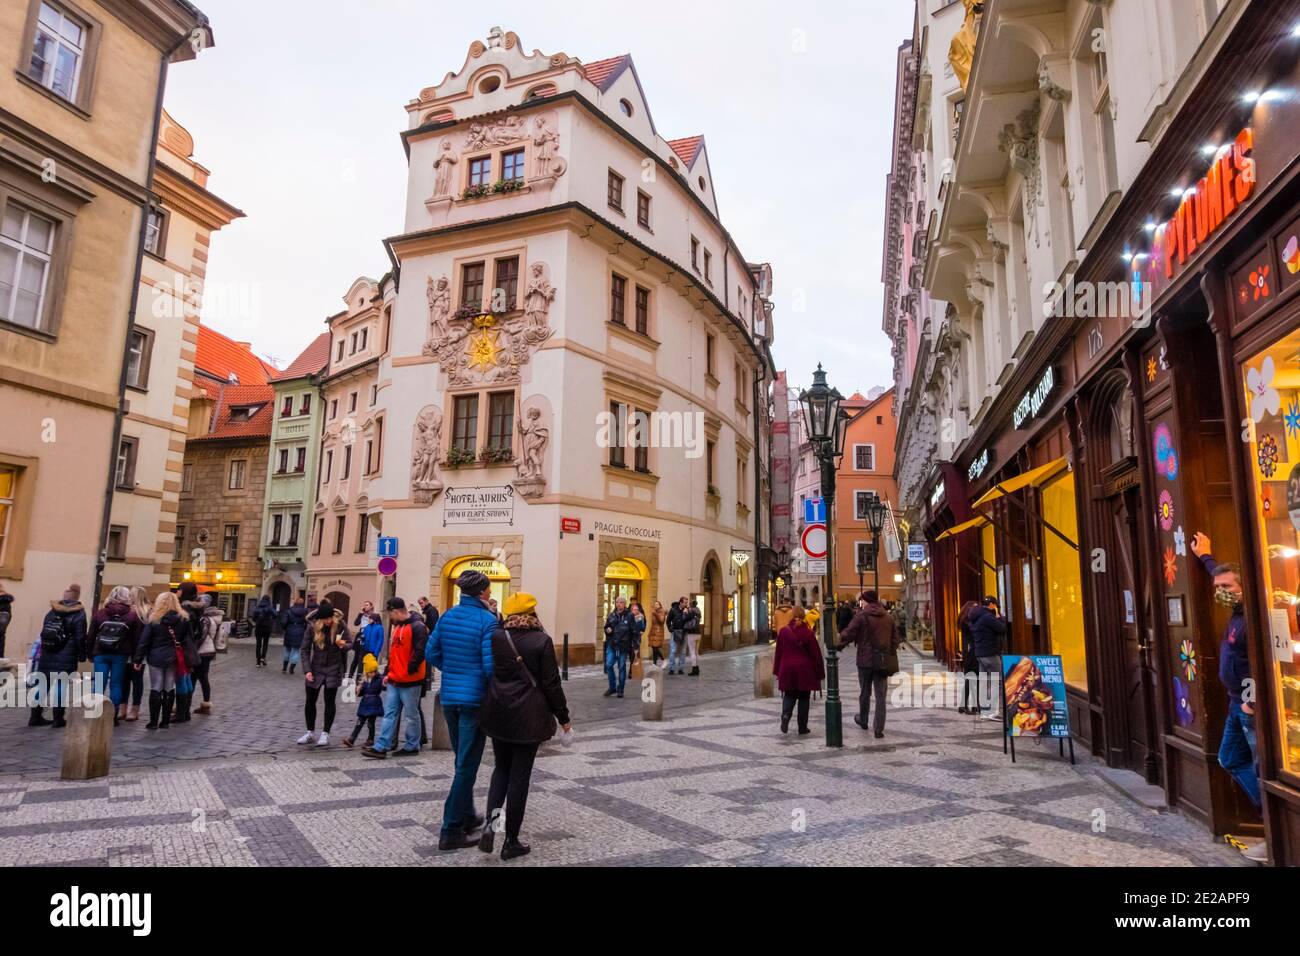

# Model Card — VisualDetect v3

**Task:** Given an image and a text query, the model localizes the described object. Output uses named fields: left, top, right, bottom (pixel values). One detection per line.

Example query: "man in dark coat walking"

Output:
left=966, top=596, right=1007, bottom=719
left=837, top=590, right=900, bottom=738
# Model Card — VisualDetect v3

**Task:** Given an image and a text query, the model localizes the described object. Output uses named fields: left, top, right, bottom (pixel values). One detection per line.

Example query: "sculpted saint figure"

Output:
left=532, top=116, right=559, bottom=177
left=433, top=140, right=458, bottom=197
left=516, top=407, right=549, bottom=482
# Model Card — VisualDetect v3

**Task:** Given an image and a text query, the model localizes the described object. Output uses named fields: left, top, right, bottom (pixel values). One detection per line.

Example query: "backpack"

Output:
left=95, top=616, right=130, bottom=654
left=40, top=614, right=71, bottom=652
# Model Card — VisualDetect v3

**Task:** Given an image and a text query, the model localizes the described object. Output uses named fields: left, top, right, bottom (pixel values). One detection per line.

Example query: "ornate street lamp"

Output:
left=797, top=365, right=846, bottom=748
left=865, top=492, right=887, bottom=599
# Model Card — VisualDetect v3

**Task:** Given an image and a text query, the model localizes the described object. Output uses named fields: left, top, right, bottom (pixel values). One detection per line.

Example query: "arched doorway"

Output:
left=443, top=556, right=512, bottom=611
left=698, top=554, right=724, bottom=652
left=270, top=581, right=292, bottom=616
left=324, top=591, right=351, bottom=621
left=601, top=557, right=650, bottom=657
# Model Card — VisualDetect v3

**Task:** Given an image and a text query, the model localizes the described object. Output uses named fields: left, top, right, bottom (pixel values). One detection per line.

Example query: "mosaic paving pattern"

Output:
left=0, top=646, right=1250, bottom=867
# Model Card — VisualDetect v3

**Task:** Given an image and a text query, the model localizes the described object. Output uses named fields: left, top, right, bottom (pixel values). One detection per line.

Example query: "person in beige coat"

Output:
left=647, top=601, right=668, bottom=665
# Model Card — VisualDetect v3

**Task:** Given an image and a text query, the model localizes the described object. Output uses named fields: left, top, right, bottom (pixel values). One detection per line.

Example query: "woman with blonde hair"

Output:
left=133, top=591, right=194, bottom=730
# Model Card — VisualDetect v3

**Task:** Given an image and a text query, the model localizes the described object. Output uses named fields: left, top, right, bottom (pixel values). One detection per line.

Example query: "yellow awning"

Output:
left=972, top=458, right=1069, bottom=508
left=934, top=515, right=990, bottom=541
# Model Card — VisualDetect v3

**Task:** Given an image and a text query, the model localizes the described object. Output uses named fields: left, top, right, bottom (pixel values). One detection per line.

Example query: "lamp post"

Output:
left=797, top=364, right=848, bottom=748
left=865, top=493, right=887, bottom=599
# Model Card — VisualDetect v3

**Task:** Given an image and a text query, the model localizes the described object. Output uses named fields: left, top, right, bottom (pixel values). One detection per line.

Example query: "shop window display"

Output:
left=1241, top=331, right=1300, bottom=774
left=1041, top=471, right=1087, bottom=689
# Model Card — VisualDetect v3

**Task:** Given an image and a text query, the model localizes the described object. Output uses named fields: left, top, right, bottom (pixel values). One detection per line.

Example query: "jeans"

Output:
left=1219, top=699, right=1261, bottom=809
left=856, top=667, right=888, bottom=733
left=486, top=739, right=539, bottom=841
left=605, top=644, right=628, bottom=693
left=781, top=691, right=811, bottom=731
left=375, top=683, right=422, bottom=753
left=668, top=632, right=685, bottom=672
left=441, top=704, right=486, bottom=836
left=93, top=653, right=130, bottom=709
left=148, top=665, right=176, bottom=693
left=282, top=645, right=300, bottom=670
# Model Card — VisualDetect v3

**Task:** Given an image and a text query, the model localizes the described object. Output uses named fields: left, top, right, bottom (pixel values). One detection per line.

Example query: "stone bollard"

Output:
left=641, top=664, right=665, bottom=722
left=62, top=678, right=114, bottom=781
left=429, top=689, right=452, bottom=751
left=754, top=650, right=775, bottom=698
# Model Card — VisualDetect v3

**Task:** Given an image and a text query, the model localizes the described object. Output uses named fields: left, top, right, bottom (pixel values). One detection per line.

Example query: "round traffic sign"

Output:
left=377, top=557, right=398, bottom=577
left=801, top=523, right=828, bottom=560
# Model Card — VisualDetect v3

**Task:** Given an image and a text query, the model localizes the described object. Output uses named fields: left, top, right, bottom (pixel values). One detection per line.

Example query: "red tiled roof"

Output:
left=581, top=55, right=630, bottom=91
left=192, top=382, right=275, bottom=442
left=667, top=135, right=704, bottom=168
left=195, top=324, right=278, bottom=386
left=275, top=332, right=330, bottom=381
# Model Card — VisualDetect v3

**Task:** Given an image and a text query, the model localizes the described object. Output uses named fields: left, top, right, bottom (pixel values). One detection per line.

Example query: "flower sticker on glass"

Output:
left=1285, top=235, right=1300, bottom=275
left=1246, top=355, right=1280, bottom=423
left=1164, top=546, right=1178, bottom=587
left=1263, top=485, right=1274, bottom=518
left=1258, top=434, right=1280, bottom=478
left=1152, top=423, right=1179, bottom=480
left=1251, top=265, right=1271, bottom=300
left=1158, top=490, right=1175, bottom=531
left=1147, top=357, right=1157, bottom=383
left=1173, top=677, right=1195, bottom=728
left=1287, top=400, right=1300, bottom=437
left=1174, top=526, right=1187, bottom=557
left=1179, top=639, right=1198, bottom=684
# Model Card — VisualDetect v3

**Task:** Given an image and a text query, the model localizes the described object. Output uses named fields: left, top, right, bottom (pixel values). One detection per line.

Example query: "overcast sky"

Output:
left=166, top=0, right=914, bottom=397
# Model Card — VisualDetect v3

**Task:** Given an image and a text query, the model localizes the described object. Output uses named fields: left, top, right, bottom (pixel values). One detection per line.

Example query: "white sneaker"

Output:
left=316, top=732, right=330, bottom=747
left=297, top=732, right=316, bottom=745
left=981, top=711, right=1002, bottom=721
left=1242, top=841, right=1270, bottom=863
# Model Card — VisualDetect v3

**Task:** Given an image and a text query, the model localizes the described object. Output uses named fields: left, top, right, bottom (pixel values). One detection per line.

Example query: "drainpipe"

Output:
left=93, top=25, right=203, bottom=609
left=753, top=363, right=765, bottom=641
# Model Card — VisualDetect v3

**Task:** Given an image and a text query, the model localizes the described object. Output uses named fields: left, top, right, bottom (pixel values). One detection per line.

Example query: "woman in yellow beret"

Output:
left=478, top=592, right=572, bottom=862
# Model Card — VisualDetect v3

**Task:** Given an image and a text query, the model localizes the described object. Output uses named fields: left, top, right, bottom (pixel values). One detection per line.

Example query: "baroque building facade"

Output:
left=376, top=29, right=776, bottom=663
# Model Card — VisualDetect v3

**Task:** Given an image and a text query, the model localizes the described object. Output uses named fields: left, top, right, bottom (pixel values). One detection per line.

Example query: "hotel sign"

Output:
left=1013, top=366, right=1057, bottom=430
left=443, top=486, right=516, bottom=526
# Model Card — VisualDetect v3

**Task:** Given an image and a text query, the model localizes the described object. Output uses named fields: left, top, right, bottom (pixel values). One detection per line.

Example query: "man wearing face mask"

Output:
left=1190, top=532, right=1264, bottom=850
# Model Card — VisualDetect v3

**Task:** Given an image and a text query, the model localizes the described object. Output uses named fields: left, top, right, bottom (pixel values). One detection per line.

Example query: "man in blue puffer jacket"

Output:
left=425, top=570, right=497, bottom=850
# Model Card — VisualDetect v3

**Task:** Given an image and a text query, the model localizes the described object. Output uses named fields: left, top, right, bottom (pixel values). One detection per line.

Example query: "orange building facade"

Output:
left=831, top=389, right=902, bottom=602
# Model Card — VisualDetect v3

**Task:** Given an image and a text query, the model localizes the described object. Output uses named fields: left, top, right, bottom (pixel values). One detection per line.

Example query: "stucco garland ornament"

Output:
left=411, top=406, right=445, bottom=506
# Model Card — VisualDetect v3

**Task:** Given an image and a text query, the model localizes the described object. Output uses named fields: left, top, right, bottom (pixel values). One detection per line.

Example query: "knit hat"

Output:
left=66, top=583, right=81, bottom=598
left=456, top=569, right=491, bottom=596
left=363, top=654, right=379, bottom=675
left=503, top=592, right=537, bottom=617
left=178, top=581, right=198, bottom=603
left=316, top=600, right=335, bottom=619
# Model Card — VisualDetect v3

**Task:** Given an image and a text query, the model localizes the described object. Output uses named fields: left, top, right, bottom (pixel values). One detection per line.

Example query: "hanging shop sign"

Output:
left=443, top=486, right=516, bottom=526
left=731, top=549, right=752, bottom=570
left=968, top=448, right=991, bottom=482
left=1013, top=366, right=1057, bottom=429
left=907, top=543, right=927, bottom=563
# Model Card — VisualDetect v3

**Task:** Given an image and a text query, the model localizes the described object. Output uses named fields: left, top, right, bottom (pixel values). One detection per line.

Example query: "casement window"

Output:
left=369, top=384, right=378, bottom=406
left=348, top=391, right=357, bottom=413
left=107, top=525, right=127, bottom=560
left=281, top=395, right=294, bottom=418
left=115, top=437, right=138, bottom=489
left=364, top=439, right=373, bottom=475
left=854, top=444, right=875, bottom=471
left=0, top=201, right=55, bottom=331
left=0, top=458, right=37, bottom=576
left=299, top=393, right=312, bottom=416
left=637, top=190, right=651, bottom=229
left=295, top=446, right=306, bottom=473
left=607, top=170, right=625, bottom=212
left=633, top=409, right=649, bottom=473
left=323, top=449, right=333, bottom=484
left=703, top=249, right=712, bottom=284
left=276, top=448, right=289, bottom=474
left=0, top=466, right=13, bottom=566
left=855, top=541, right=876, bottom=572
left=502, top=148, right=525, bottom=183
left=706, top=333, right=716, bottom=377
left=227, top=459, right=246, bottom=491
left=373, top=418, right=383, bottom=471
left=221, top=524, right=239, bottom=562
left=461, top=262, right=485, bottom=310
left=333, top=515, right=345, bottom=554
left=737, top=457, right=747, bottom=505
left=25, top=2, right=89, bottom=104
left=610, top=274, right=627, bottom=325
left=359, top=327, right=368, bottom=351
left=172, top=525, right=185, bottom=561
left=854, top=490, right=879, bottom=520
left=356, top=513, right=370, bottom=554
left=342, top=445, right=352, bottom=481
left=269, top=514, right=283, bottom=547
left=706, top=440, right=716, bottom=488
left=336, top=340, right=345, bottom=362
left=287, top=513, right=300, bottom=548
left=329, top=399, right=338, bottom=420
left=181, top=463, right=194, bottom=493
left=735, top=362, right=745, bottom=407
left=452, top=394, right=479, bottom=454
left=468, top=156, right=492, bottom=188
left=608, top=401, right=626, bottom=469
left=312, top=517, right=324, bottom=556
left=125, top=327, right=153, bottom=390
left=690, top=236, right=699, bottom=271
left=487, top=392, right=514, bottom=453
left=493, top=256, right=519, bottom=312
left=349, top=331, right=358, bottom=355
left=143, top=206, right=166, bottom=257
left=634, top=286, right=649, bottom=335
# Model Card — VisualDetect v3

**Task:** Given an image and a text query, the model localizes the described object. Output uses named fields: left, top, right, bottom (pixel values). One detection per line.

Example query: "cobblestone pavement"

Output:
left=0, top=641, right=1250, bottom=867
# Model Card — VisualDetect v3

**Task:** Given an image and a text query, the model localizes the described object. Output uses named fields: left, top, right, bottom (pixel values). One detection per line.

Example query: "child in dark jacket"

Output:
left=343, top=655, right=385, bottom=749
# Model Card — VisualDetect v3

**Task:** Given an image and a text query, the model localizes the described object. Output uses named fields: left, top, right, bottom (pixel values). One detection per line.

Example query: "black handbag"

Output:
left=484, top=629, right=551, bottom=730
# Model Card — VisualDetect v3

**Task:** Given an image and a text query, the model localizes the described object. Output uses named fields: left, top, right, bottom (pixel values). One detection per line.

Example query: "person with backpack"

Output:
left=251, top=595, right=276, bottom=667
left=191, top=594, right=223, bottom=715
left=87, top=586, right=143, bottom=724
left=478, top=592, right=571, bottom=861
left=134, top=591, right=193, bottom=731
left=683, top=599, right=703, bottom=677
left=30, top=585, right=87, bottom=728
left=665, top=597, right=687, bottom=675
left=281, top=597, right=309, bottom=674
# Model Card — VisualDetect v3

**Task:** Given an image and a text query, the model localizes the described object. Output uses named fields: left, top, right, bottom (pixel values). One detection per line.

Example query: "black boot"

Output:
left=176, top=694, right=192, bottom=723
left=159, top=691, right=174, bottom=729
left=28, top=707, right=50, bottom=727
left=51, top=707, right=66, bottom=728
left=780, top=713, right=790, bottom=735
left=145, top=691, right=161, bottom=730
left=690, top=666, right=700, bottom=676
left=478, top=828, right=495, bottom=854
left=500, top=838, right=531, bottom=861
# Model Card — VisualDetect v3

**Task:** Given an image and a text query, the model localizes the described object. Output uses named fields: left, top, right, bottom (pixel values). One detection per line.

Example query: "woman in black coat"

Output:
left=956, top=600, right=979, bottom=714
left=298, top=601, right=351, bottom=747
left=133, top=591, right=195, bottom=730
left=478, top=593, right=571, bottom=861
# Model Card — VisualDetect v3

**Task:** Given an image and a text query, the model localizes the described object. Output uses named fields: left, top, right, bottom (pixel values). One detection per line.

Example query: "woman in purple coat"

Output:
left=773, top=606, right=826, bottom=736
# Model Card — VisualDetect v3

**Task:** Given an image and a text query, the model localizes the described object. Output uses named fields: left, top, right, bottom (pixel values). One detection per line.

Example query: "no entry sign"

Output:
left=801, top=522, right=828, bottom=560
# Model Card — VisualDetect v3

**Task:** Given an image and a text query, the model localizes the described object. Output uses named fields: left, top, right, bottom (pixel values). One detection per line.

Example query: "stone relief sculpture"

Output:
left=432, top=140, right=459, bottom=198
left=1037, top=58, right=1071, bottom=102
left=513, top=403, right=550, bottom=499
left=411, top=406, right=445, bottom=505
left=521, top=262, right=557, bottom=344
left=466, top=115, right=528, bottom=151
left=531, top=116, right=566, bottom=179
left=998, top=102, right=1042, bottom=247
left=423, top=276, right=452, bottom=354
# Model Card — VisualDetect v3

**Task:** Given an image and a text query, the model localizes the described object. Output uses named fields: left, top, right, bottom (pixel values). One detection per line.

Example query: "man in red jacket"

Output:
left=364, top=598, right=427, bottom=759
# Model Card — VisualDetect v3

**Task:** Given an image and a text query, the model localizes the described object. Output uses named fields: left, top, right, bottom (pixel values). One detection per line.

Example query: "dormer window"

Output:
left=524, top=84, right=556, bottom=101
left=228, top=404, right=262, bottom=423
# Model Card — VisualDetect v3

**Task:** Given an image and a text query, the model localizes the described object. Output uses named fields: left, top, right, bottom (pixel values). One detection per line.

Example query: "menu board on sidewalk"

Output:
left=1001, top=655, right=1071, bottom=738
